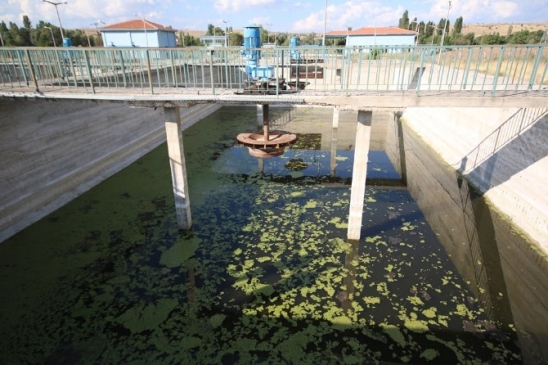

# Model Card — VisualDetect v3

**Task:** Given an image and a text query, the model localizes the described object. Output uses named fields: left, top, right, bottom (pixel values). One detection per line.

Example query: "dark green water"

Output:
left=0, top=107, right=521, bottom=364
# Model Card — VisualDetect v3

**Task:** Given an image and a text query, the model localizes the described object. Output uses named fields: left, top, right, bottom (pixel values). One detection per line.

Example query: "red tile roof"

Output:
left=100, top=19, right=176, bottom=32
left=327, top=27, right=417, bottom=37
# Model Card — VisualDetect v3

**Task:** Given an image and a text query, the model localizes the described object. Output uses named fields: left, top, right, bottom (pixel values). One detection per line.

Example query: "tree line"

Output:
left=0, top=16, right=101, bottom=47
left=398, top=10, right=546, bottom=45
left=203, top=23, right=301, bottom=47
left=2, top=14, right=545, bottom=48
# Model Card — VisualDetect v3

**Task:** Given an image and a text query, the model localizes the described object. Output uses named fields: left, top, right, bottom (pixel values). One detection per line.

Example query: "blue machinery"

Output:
left=239, top=25, right=308, bottom=94
left=241, top=25, right=274, bottom=82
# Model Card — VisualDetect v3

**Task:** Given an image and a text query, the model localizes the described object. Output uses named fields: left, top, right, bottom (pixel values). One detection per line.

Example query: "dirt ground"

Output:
left=462, top=22, right=547, bottom=37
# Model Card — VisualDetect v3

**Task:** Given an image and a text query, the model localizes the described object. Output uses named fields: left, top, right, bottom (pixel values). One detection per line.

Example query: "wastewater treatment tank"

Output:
left=0, top=106, right=533, bottom=364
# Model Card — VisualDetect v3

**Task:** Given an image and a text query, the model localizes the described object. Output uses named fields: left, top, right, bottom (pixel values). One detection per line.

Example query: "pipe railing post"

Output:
left=24, top=49, right=40, bottom=92
left=209, top=49, right=215, bottom=95
left=118, top=50, right=127, bottom=88
left=145, top=49, right=154, bottom=94
left=528, top=45, right=543, bottom=90
left=491, top=45, right=506, bottom=96
left=83, top=50, right=95, bottom=93
left=17, top=50, right=29, bottom=87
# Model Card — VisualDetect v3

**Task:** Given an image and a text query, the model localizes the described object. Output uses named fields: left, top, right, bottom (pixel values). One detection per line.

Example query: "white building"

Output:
left=326, top=27, right=417, bottom=47
left=100, top=19, right=177, bottom=48
left=199, top=35, right=227, bottom=47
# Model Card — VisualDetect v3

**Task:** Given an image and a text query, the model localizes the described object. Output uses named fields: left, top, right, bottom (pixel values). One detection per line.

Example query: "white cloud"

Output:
left=249, top=17, right=271, bottom=27
left=292, top=1, right=404, bottom=32
left=491, top=1, right=519, bottom=18
left=292, top=11, right=323, bottom=31
left=214, top=0, right=277, bottom=13
left=425, top=0, right=520, bottom=23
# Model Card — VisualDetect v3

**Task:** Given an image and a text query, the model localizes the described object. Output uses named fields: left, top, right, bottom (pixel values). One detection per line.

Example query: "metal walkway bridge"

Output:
left=1, top=44, right=547, bottom=108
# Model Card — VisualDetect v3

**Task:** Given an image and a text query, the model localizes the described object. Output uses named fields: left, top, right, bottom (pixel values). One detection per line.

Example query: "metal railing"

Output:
left=1, top=45, right=547, bottom=96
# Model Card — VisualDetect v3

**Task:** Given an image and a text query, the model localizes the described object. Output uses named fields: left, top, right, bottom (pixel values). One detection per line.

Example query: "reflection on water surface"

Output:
left=0, top=107, right=522, bottom=364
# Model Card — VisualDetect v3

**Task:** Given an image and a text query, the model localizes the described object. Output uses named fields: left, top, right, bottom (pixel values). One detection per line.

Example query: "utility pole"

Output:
left=322, top=0, right=327, bottom=47
left=222, top=20, right=229, bottom=46
left=42, top=1, right=67, bottom=40
left=45, top=26, right=57, bottom=47
left=438, top=1, right=452, bottom=63
left=439, top=1, right=452, bottom=47
left=92, top=20, right=104, bottom=47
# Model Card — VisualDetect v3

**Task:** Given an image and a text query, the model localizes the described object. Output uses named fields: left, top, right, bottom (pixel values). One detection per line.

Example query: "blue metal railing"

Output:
left=0, top=45, right=546, bottom=96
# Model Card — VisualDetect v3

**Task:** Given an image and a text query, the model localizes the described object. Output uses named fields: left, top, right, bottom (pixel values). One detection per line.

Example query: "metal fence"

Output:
left=0, top=45, right=547, bottom=96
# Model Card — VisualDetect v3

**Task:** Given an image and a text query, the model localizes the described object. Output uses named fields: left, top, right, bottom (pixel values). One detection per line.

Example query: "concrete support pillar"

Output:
left=257, top=104, right=264, bottom=128
left=347, top=110, right=372, bottom=241
left=394, top=111, right=407, bottom=185
left=164, top=107, right=192, bottom=230
left=263, top=104, right=270, bottom=140
left=331, top=106, right=340, bottom=175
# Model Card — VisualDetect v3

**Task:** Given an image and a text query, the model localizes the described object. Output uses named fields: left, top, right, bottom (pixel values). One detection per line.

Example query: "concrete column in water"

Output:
left=164, top=107, right=192, bottom=230
left=262, top=104, right=270, bottom=140
left=331, top=106, right=340, bottom=175
left=394, top=111, right=407, bottom=185
left=257, top=104, right=264, bottom=128
left=347, top=110, right=372, bottom=241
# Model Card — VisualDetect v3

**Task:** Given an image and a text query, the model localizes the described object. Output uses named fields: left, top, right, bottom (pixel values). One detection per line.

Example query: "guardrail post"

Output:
left=145, top=49, right=154, bottom=94
left=170, top=50, right=177, bottom=87
left=66, top=50, right=78, bottom=87
left=24, top=50, right=39, bottom=92
left=462, top=47, right=474, bottom=89
left=416, top=48, right=426, bottom=94
left=118, top=50, right=127, bottom=88
left=209, top=49, right=215, bottom=95
left=491, top=45, right=506, bottom=96
left=528, top=45, right=543, bottom=90
left=16, top=50, right=29, bottom=87
left=83, top=50, right=95, bottom=94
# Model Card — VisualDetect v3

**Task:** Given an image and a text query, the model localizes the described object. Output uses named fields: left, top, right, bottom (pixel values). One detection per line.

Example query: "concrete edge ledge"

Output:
left=0, top=126, right=165, bottom=243
left=0, top=103, right=222, bottom=243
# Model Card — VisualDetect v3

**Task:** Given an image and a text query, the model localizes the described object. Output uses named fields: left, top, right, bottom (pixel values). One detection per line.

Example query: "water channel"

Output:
left=0, top=106, right=539, bottom=364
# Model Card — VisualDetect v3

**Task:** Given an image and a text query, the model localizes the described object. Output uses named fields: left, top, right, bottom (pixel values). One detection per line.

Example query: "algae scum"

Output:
left=0, top=107, right=521, bottom=364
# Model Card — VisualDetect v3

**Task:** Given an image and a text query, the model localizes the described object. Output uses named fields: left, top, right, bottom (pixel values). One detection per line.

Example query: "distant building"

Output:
left=100, top=19, right=177, bottom=48
left=199, top=35, right=227, bottom=47
left=326, top=27, right=417, bottom=47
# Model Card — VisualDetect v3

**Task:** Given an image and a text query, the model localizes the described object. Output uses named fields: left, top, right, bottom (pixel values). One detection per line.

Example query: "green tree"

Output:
left=229, top=32, right=243, bottom=46
left=424, top=21, right=435, bottom=37
left=453, top=16, right=463, bottom=35
left=409, top=17, right=418, bottom=31
left=506, top=30, right=544, bottom=44
left=479, top=32, right=504, bottom=45
left=19, top=15, right=32, bottom=45
left=276, top=33, right=288, bottom=46
left=464, top=32, right=475, bottom=45
left=300, top=32, right=316, bottom=45
left=398, top=10, right=410, bottom=29
left=23, top=15, right=32, bottom=29
left=9, top=22, right=24, bottom=46
left=437, top=18, right=450, bottom=36
left=0, top=21, right=8, bottom=46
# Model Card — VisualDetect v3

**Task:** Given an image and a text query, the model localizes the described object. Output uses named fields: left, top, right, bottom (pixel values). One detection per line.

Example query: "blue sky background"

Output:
left=2, top=0, right=547, bottom=32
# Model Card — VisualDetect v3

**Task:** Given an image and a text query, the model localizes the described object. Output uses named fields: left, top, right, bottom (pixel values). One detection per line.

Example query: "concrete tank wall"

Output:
left=401, top=107, right=548, bottom=252
left=386, top=107, right=548, bottom=364
left=0, top=101, right=221, bottom=243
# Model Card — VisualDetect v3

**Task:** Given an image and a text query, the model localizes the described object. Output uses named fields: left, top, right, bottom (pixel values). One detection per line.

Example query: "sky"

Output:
left=1, top=0, right=547, bottom=33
